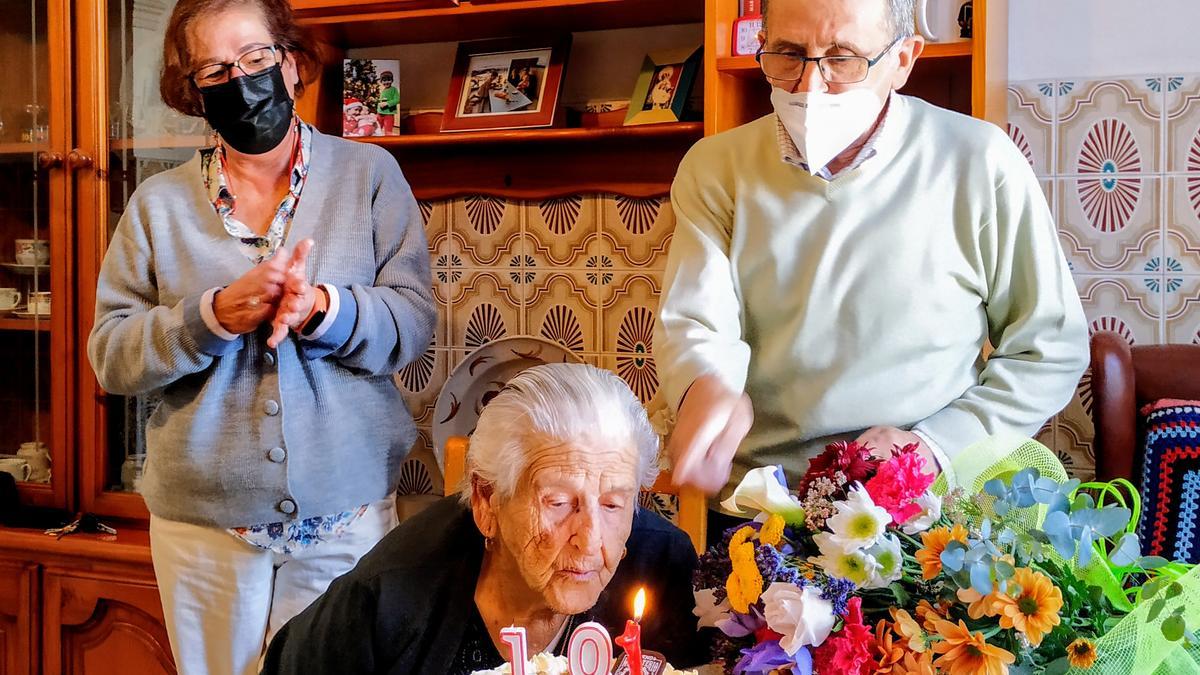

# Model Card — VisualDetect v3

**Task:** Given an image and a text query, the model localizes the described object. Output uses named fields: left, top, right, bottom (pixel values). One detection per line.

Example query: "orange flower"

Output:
left=874, top=619, right=906, bottom=673
left=931, top=618, right=1015, bottom=675
left=916, top=524, right=969, bottom=580
left=956, top=586, right=1006, bottom=620
left=914, top=599, right=947, bottom=633
left=994, top=568, right=1063, bottom=646
left=1067, top=638, right=1098, bottom=669
left=759, top=513, right=786, bottom=548
left=889, top=608, right=928, bottom=652
left=893, top=650, right=935, bottom=675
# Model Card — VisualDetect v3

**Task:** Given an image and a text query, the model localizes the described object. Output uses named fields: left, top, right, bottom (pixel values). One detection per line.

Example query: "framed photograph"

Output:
left=624, top=46, right=701, bottom=126
left=343, top=59, right=401, bottom=137
left=442, top=36, right=572, bottom=133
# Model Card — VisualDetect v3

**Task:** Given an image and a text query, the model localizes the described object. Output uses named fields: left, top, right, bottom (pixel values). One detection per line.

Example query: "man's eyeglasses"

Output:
left=755, top=36, right=903, bottom=85
left=191, top=45, right=283, bottom=88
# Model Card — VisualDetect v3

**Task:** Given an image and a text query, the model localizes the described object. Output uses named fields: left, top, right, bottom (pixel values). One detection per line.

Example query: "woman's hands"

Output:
left=213, top=239, right=326, bottom=346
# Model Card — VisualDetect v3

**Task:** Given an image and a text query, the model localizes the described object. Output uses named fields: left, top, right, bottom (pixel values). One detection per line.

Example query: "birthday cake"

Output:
left=469, top=655, right=697, bottom=675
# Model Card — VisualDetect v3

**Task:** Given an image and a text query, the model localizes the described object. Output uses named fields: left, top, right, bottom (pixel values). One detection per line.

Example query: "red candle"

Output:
left=614, top=588, right=646, bottom=675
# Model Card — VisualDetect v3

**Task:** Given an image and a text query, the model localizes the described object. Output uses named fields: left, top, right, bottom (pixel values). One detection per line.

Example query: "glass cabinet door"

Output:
left=79, top=0, right=210, bottom=516
left=0, top=0, right=71, bottom=509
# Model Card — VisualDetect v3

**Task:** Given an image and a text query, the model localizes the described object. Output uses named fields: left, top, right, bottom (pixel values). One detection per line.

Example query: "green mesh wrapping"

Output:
left=937, top=434, right=1200, bottom=674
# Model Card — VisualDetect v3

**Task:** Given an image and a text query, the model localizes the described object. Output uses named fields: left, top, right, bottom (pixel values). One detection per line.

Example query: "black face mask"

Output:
left=199, top=65, right=294, bottom=155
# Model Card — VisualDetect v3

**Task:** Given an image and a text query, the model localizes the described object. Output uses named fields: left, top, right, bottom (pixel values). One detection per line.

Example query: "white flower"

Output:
left=692, top=588, right=732, bottom=630
left=901, top=492, right=942, bottom=535
left=813, top=532, right=880, bottom=587
left=863, top=533, right=904, bottom=589
left=825, top=484, right=890, bottom=551
left=720, top=466, right=806, bottom=524
left=761, top=582, right=836, bottom=654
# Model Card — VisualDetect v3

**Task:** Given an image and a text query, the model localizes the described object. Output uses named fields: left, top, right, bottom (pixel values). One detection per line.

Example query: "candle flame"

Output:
left=633, top=588, right=646, bottom=621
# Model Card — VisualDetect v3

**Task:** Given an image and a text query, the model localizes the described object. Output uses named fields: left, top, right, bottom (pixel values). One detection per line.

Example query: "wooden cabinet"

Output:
left=0, top=529, right=174, bottom=675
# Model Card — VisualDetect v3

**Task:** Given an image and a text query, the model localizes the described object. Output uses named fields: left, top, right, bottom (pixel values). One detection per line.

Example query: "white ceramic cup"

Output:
left=0, top=457, right=31, bottom=482
left=17, top=442, right=50, bottom=483
left=29, top=291, right=50, bottom=316
left=15, top=239, right=49, bottom=266
left=915, top=0, right=970, bottom=42
left=0, top=288, right=20, bottom=310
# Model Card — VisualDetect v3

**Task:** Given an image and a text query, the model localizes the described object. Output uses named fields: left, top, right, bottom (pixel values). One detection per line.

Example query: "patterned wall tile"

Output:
left=398, top=428, right=444, bottom=497
left=523, top=270, right=601, bottom=355
left=1164, top=275, right=1200, bottom=345
left=1007, top=82, right=1056, bottom=176
left=421, top=199, right=451, bottom=262
left=521, top=196, right=598, bottom=268
left=1040, top=179, right=1056, bottom=216
left=447, top=270, right=522, bottom=355
left=595, top=196, right=675, bottom=270
left=1056, top=177, right=1161, bottom=274
left=1166, top=176, right=1200, bottom=275
left=1034, top=416, right=1057, bottom=453
left=431, top=256, right=461, bottom=351
left=597, top=272, right=663, bottom=355
left=448, top=197, right=521, bottom=267
left=1076, top=275, right=1163, bottom=345
left=1054, top=391, right=1096, bottom=482
left=394, top=346, right=449, bottom=428
left=602, top=352, right=660, bottom=406
left=1165, top=75, right=1200, bottom=174
left=1056, top=78, right=1163, bottom=177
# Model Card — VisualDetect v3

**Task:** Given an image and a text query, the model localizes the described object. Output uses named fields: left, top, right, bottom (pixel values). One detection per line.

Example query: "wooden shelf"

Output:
left=0, top=317, right=51, bottom=332
left=297, top=0, right=704, bottom=47
left=0, top=142, right=46, bottom=156
left=109, top=135, right=212, bottom=151
left=355, top=121, right=703, bottom=148
left=360, top=121, right=703, bottom=200
left=715, top=40, right=973, bottom=80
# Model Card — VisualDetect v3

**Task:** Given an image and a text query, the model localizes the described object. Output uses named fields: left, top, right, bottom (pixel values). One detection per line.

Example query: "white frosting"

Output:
left=469, top=654, right=697, bottom=675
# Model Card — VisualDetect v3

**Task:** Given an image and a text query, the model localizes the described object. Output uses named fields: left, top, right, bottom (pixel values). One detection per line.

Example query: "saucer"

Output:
left=13, top=308, right=49, bottom=320
left=1, top=262, right=50, bottom=275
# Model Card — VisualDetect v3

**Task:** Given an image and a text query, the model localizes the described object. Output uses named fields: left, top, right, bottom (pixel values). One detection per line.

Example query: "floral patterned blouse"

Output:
left=202, top=117, right=369, bottom=555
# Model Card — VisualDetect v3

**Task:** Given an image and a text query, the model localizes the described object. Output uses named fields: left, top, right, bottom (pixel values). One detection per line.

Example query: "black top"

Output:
left=262, top=496, right=707, bottom=674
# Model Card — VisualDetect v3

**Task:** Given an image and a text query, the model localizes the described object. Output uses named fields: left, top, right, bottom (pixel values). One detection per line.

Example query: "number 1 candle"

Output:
left=614, top=588, right=646, bottom=675
left=500, top=626, right=528, bottom=675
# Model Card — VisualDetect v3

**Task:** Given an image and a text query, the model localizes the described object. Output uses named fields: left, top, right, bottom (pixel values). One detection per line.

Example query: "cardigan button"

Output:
left=264, top=351, right=276, bottom=367
left=267, top=447, right=286, bottom=463
left=279, top=499, right=297, bottom=515
left=264, top=400, right=280, bottom=416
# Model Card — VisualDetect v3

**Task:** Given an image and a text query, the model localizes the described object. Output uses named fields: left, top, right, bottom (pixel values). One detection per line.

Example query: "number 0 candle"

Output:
left=567, top=621, right=613, bottom=675
left=614, top=588, right=646, bottom=675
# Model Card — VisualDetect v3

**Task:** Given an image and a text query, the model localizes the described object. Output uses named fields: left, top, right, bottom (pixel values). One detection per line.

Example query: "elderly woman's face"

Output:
left=494, top=440, right=640, bottom=615
left=187, top=6, right=298, bottom=97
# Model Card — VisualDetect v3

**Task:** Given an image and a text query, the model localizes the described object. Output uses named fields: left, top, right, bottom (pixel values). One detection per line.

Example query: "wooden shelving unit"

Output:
left=0, top=142, right=45, bottom=156
left=357, top=121, right=702, bottom=148
left=295, top=0, right=703, bottom=47
left=714, top=39, right=973, bottom=79
left=0, top=318, right=51, bottom=332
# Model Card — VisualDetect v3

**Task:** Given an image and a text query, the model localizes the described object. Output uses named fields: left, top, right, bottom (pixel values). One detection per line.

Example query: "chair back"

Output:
left=1090, top=331, right=1200, bottom=481
left=442, top=435, right=708, bottom=553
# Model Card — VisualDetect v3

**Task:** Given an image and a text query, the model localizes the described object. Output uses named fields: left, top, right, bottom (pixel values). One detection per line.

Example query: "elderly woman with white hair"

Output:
left=262, top=363, right=707, bottom=674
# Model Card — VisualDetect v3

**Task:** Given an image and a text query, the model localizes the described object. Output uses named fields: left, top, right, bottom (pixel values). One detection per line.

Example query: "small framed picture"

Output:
left=442, top=36, right=572, bottom=133
left=343, top=59, right=401, bottom=137
left=624, top=46, right=701, bottom=126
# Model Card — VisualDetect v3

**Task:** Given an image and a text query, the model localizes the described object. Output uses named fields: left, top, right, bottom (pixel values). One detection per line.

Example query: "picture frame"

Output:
left=623, top=46, right=702, bottom=127
left=441, top=35, right=572, bottom=133
left=343, top=59, right=402, bottom=138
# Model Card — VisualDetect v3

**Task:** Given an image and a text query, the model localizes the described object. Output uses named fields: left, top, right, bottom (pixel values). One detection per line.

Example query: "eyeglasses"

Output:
left=755, top=37, right=902, bottom=85
left=191, top=45, right=282, bottom=88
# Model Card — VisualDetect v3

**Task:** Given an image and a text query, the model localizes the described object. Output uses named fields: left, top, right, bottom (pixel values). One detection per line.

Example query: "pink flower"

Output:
left=799, top=442, right=880, bottom=496
left=863, top=446, right=935, bottom=525
left=813, top=597, right=873, bottom=675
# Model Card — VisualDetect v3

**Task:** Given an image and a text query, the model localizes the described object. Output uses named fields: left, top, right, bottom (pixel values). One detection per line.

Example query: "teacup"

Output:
left=17, top=442, right=50, bottom=483
left=29, top=291, right=50, bottom=316
left=0, top=457, right=31, bottom=482
left=0, top=288, right=19, bottom=310
left=15, top=239, right=49, bottom=266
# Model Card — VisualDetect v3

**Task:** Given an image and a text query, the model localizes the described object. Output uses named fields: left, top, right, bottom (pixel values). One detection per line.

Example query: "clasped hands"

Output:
left=668, top=374, right=939, bottom=495
left=212, top=238, right=328, bottom=349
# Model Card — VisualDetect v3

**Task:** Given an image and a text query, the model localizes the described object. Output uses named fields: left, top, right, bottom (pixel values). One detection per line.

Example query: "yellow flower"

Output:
left=889, top=608, right=927, bottom=652
left=1067, top=638, right=1098, bottom=669
left=994, top=568, right=1063, bottom=647
left=726, top=526, right=763, bottom=613
left=931, top=619, right=1015, bottom=675
left=759, top=513, right=786, bottom=548
left=916, top=524, right=969, bottom=580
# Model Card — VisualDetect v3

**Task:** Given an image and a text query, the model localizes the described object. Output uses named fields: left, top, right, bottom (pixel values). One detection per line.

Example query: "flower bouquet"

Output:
left=693, top=435, right=1200, bottom=674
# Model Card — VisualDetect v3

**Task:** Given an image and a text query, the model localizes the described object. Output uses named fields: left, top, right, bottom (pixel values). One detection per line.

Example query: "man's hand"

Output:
left=856, top=426, right=940, bottom=476
left=268, top=239, right=322, bottom=349
left=668, top=375, right=754, bottom=495
left=213, top=250, right=290, bottom=335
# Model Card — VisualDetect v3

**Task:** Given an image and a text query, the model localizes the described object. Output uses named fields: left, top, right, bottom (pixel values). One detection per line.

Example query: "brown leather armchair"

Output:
left=1090, top=331, right=1200, bottom=483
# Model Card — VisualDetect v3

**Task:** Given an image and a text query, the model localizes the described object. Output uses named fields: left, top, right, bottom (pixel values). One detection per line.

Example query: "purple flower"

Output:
left=819, top=576, right=856, bottom=617
left=733, top=641, right=813, bottom=675
left=716, top=605, right=766, bottom=638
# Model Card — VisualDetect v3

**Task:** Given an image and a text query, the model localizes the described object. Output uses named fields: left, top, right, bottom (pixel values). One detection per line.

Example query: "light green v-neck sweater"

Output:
left=656, top=95, right=1088, bottom=492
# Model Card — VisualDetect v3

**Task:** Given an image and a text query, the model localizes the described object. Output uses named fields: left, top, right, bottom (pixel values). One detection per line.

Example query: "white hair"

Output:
left=462, top=363, right=660, bottom=504
left=763, top=0, right=915, bottom=41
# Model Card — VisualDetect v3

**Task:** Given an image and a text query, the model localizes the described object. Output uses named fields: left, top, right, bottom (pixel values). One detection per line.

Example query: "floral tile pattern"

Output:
left=1056, top=177, right=1161, bottom=274
left=1007, top=82, right=1055, bottom=175
left=1165, top=75, right=1200, bottom=173
left=1056, top=78, right=1162, bottom=177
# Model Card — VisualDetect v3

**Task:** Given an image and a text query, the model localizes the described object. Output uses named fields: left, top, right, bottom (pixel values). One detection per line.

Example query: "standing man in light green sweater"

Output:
left=655, top=0, right=1089, bottom=502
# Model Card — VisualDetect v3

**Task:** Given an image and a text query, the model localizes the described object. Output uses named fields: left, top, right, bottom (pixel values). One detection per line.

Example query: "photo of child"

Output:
left=342, top=58, right=401, bottom=137
left=456, top=48, right=550, bottom=117
left=642, top=63, right=683, bottom=111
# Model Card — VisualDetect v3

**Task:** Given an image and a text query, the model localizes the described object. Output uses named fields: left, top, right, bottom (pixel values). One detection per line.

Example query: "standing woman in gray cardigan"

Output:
left=86, top=1, right=434, bottom=673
